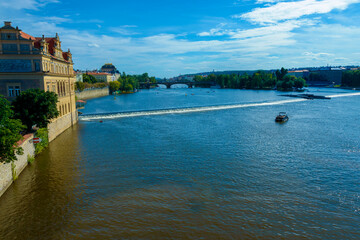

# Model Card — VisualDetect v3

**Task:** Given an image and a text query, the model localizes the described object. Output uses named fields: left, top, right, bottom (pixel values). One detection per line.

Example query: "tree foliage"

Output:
left=193, top=68, right=305, bottom=90
left=75, top=81, right=85, bottom=91
left=0, top=96, right=25, bottom=163
left=275, top=67, right=288, bottom=81
left=82, top=74, right=98, bottom=84
left=12, top=89, right=59, bottom=131
left=109, top=81, right=120, bottom=93
left=342, top=70, right=360, bottom=87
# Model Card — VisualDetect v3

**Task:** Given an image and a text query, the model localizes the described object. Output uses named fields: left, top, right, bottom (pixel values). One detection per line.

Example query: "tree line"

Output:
left=342, top=70, right=360, bottom=87
left=109, top=72, right=156, bottom=93
left=193, top=68, right=306, bottom=90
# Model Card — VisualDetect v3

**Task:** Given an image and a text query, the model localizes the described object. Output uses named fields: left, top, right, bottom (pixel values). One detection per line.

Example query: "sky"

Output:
left=1, top=0, right=360, bottom=77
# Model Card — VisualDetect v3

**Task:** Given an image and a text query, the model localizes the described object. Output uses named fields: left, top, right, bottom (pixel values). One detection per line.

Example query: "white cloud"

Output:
left=109, top=25, right=139, bottom=35
left=0, top=0, right=58, bottom=10
left=237, top=0, right=360, bottom=24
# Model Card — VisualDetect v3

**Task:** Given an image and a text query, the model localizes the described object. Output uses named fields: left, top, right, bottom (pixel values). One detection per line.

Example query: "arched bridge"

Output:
left=139, top=81, right=217, bottom=89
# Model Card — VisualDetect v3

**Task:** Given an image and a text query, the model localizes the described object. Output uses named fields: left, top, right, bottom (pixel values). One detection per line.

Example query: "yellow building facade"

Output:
left=0, top=21, right=77, bottom=141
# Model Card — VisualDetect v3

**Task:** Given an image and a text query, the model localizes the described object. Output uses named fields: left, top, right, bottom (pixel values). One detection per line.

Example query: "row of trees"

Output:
left=193, top=68, right=306, bottom=90
left=75, top=81, right=108, bottom=92
left=342, top=70, right=360, bottom=87
left=0, top=90, right=59, bottom=163
left=109, top=72, right=156, bottom=93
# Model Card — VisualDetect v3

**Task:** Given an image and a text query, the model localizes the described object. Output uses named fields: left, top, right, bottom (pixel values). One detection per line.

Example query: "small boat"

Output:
left=275, top=112, right=289, bottom=122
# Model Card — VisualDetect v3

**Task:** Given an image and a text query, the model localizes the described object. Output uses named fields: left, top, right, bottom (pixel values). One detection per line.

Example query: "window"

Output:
left=14, top=86, right=20, bottom=96
left=20, top=44, right=30, bottom=54
left=8, top=85, right=21, bottom=97
left=34, top=60, right=41, bottom=71
left=1, top=33, right=16, bottom=40
left=8, top=86, right=14, bottom=97
left=2, top=44, right=17, bottom=54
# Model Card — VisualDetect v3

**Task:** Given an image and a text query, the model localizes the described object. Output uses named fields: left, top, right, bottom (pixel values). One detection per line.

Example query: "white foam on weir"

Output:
left=79, top=98, right=306, bottom=121
left=79, top=92, right=360, bottom=121
left=326, top=92, right=360, bottom=98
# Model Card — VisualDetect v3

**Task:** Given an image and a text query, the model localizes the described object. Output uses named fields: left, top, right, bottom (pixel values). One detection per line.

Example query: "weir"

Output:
left=78, top=92, right=360, bottom=121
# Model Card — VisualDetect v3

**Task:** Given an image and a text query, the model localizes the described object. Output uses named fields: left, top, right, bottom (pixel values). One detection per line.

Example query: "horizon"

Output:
left=1, top=0, right=360, bottom=78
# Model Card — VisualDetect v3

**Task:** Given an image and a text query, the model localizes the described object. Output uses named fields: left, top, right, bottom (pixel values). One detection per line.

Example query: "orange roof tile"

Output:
left=20, top=31, right=36, bottom=40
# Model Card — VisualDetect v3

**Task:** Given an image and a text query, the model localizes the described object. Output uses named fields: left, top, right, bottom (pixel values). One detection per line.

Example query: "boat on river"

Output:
left=275, top=112, right=289, bottom=122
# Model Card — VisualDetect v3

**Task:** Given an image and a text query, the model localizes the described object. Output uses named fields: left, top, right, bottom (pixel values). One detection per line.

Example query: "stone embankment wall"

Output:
left=0, top=134, right=35, bottom=197
left=75, top=87, right=109, bottom=100
left=48, top=110, right=78, bottom=142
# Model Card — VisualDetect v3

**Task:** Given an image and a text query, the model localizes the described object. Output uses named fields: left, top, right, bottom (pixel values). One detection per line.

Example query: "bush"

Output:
left=27, top=154, right=35, bottom=164
left=35, top=128, right=49, bottom=155
left=109, top=81, right=120, bottom=93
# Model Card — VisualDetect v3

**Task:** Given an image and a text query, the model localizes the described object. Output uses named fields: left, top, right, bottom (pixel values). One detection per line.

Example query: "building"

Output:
left=0, top=21, right=77, bottom=141
left=100, top=63, right=120, bottom=81
left=75, top=71, right=83, bottom=82
left=100, top=63, right=119, bottom=74
left=87, top=72, right=112, bottom=83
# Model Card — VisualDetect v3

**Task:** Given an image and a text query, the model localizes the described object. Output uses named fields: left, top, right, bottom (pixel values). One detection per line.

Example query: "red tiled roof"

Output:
left=17, top=133, right=33, bottom=146
left=20, top=31, right=36, bottom=40
left=63, top=52, right=69, bottom=60
left=87, top=72, right=110, bottom=75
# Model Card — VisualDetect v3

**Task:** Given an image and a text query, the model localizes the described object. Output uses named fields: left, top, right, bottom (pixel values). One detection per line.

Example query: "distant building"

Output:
left=75, top=71, right=83, bottom=82
left=288, top=70, right=310, bottom=79
left=99, top=63, right=120, bottom=81
left=100, top=63, right=119, bottom=74
left=0, top=21, right=77, bottom=141
left=87, top=72, right=112, bottom=83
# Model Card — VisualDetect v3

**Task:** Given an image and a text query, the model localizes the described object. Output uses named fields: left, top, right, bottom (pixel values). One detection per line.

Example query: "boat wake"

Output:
left=79, top=99, right=306, bottom=121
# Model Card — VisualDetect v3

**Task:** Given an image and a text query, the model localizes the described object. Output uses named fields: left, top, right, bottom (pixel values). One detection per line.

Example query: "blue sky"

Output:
left=1, top=0, right=360, bottom=77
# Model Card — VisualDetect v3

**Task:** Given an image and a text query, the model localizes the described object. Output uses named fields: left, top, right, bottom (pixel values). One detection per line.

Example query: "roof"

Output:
left=19, top=31, right=36, bottom=40
left=87, top=72, right=111, bottom=75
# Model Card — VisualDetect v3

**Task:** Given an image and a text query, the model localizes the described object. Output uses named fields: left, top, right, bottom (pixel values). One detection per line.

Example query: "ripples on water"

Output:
left=0, top=88, right=359, bottom=239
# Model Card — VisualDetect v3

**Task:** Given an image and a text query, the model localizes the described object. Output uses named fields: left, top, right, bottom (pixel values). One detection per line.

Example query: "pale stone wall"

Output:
left=48, top=110, right=78, bottom=142
left=75, top=87, right=109, bottom=100
left=0, top=134, right=35, bottom=197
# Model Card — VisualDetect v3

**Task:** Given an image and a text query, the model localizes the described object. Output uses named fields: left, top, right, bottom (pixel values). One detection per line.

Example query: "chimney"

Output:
left=4, top=21, right=11, bottom=26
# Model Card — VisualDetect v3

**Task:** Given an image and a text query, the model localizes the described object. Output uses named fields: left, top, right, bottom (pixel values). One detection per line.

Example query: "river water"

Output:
left=0, top=88, right=360, bottom=239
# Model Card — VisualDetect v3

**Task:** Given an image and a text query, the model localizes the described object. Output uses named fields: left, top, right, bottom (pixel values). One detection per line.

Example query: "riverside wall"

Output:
left=0, top=110, right=78, bottom=198
left=48, top=110, right=78, bottom=142
left=0, top=134, right=35, bottom=198
left=75, top=87, right=109, bottom=100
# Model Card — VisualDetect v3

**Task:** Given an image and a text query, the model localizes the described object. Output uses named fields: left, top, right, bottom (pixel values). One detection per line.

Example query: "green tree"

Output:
left=342, top=70, right=360, bottom=87
left=0, top=96, right=25, bottom=163
left=83, top=74, right=98, bottom=84
left=75, top=82, right=85, bottom=91
left=275, top=67, right=288, bottom=81
left=124, top=83, right=133, bottom=92
left=193, top=75, right=203, bottom=82
left=109, top=81, right=120, bottom=93
left=294, top=77, right=306, bottom=89
left=12, top=89, right=59, bottom=131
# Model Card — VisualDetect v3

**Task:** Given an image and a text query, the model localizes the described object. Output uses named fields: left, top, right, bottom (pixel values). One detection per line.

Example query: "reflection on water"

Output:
left=0, top=88, right=359, bottom=239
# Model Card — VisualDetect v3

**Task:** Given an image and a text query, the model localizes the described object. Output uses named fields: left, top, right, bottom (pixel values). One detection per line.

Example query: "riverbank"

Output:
left=0, top=134, right=35, bottom=197
left=75, top=87, right=109, bottom=100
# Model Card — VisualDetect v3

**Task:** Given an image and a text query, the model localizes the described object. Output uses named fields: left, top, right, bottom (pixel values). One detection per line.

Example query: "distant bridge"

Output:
left=139, top=81, right=217, bottom=89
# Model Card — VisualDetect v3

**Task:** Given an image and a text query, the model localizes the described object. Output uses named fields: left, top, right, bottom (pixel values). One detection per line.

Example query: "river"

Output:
left=0, top=87, right=359, bottom=239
